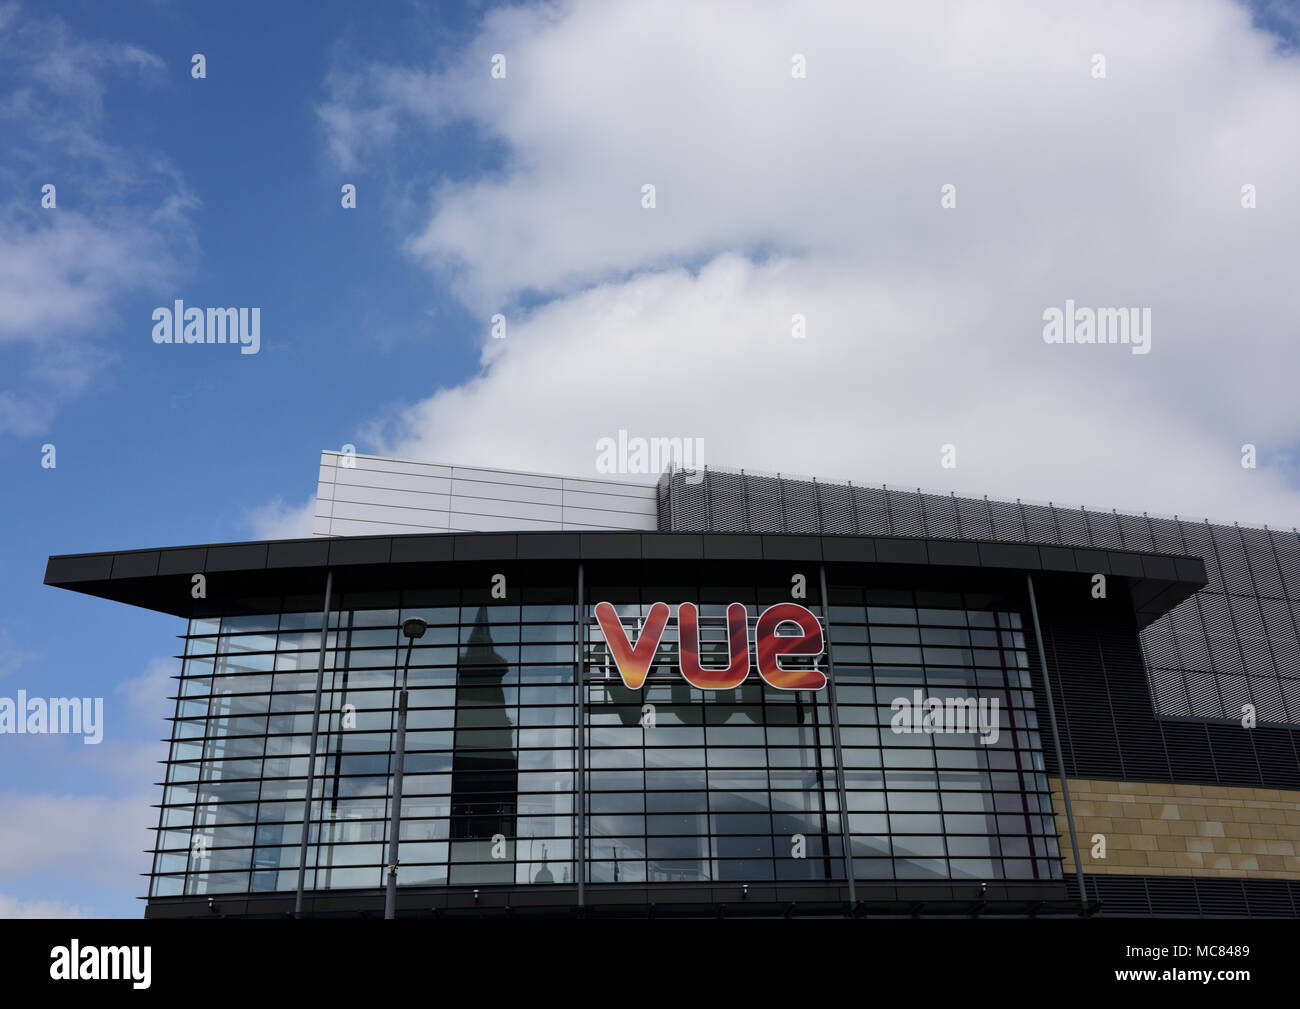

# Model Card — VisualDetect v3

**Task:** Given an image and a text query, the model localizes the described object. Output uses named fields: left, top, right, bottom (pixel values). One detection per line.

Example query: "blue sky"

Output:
left=2, top=0, right=1299, bottom=916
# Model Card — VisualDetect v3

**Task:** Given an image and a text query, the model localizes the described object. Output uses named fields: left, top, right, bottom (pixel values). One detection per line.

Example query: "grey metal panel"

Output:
left=760, top=535, right=821, bottom=561
left=560, top=506, right=658, bottom=529
left=206, top=543, right=268, bottom=571
left=978, top=542, right=1040, bottom=570
left=111, top=551, right=160, bottom=579
left=641, top=534, right=704, bottom=559
left=1107, top=552, right=1144, bottom=578
left=449, top=478, right=564, bottom=508
left=821, top=536, right=874, bottom=564
left=579, top=533, right=642, bottom=558
left=1039, top=546, right=1076, bottom=572
left=326, top=518, right=433, bottom=537
left=335, top=454, right=454, bottom=480
left=267, top=540, right=330, bottom=568
left=333, top=467, right=454, bottom=496
left=45, top=554, right=114, bottom=583
left=453, top=534, right=517, bottom=561
left=328, top=483, right=455, bottom=511
left=328, top=538, right=391, bottom=566
left=314, top=452, right=657, bottom=536
left=926, top=540, right=980, bottom=567
left=330, top=500, right=458, bottom=528
left=703, top=534, right=761, bottom=559
left=157, top=548, right=207, bottom=576
left=875, top=538, right=926, bottom=565
left=451, top=464, right=562, bottom=489
left=389, top=536, right=454, bottom=564
left=446, top=512, right=570, bottom=532
left=517, top=533, right=581, bottom=559
left=561, top=478, right=658, bottom=500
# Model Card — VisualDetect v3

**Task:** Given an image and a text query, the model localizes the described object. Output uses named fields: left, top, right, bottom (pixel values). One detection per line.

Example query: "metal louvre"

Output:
left=1178, top=523, right=1223, bottom=594
left=852, top=485, right=892, bottom=535
left=1148, top=667, right=1191, bottom=716
left=1084, top=509, right=1124, bottom=551
left=1052, top=507, right=1092, bottom=549
left=1071, top=876, right=1299, bottom=918
left=704, top=469, right=747, bottom=532
left=742, top=473, right=784, bottom=532
left=987, top=497, right=1027, bottom=542
left=1021, top=502, right=1059, bottom=545
left=774, top=476, right=814, bottom=533
left=1273, top=529, right=1300, bottom=600
left=922, top=493, right=960, bottom=539
left=1183, top=670, right=1224, bottom=720
left=1201, top=594, right=1245, bottom=677
left=660, top=466, right=1300, bottom=728
left=817, top=481, right=856, bottom=536
left=953, top=496, right=994, bottom=539
left=1115, top=512, right=1155, bottom=553
left=1283, top=679, right=1300, bottom=724
left=1260, top=599, right=1300, bottom=676
left=1248, top=675, right=1287, bottom=724
left=1212, top=525, right=1256, bottom=597
left=1241, top=526, right=1286, bottom=599
left=883, top=487, right=926, bottom=537
left=1146, top=516, right=1186, bottom=556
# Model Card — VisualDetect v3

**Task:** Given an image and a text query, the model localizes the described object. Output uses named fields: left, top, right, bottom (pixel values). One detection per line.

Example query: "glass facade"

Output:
left=150, top=577, right=1061, bottom=898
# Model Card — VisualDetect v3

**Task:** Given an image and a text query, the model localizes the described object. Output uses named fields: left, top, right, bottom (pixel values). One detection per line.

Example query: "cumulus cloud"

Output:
left=0, top=894, right=89, bottom=919
left=0, top=792, right=155, bottom=889
left=244, top=495, right=317, bottom=539
left=0, top=7, right=196, bottom=436
left=319, top=0, right=1300, bottom=527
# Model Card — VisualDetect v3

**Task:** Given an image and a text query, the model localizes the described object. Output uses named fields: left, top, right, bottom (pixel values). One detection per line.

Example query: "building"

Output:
left=43, top=453, right=1300, bottom=917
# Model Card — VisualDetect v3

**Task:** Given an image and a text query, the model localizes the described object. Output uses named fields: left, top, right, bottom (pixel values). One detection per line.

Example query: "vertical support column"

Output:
left=818, top=564, right=856, bottom=911
left=574, top=561, right=586, bottom=908
left=1025, top=573, right=1088, bottom=914
left=294, top=567, right=334, bottom=918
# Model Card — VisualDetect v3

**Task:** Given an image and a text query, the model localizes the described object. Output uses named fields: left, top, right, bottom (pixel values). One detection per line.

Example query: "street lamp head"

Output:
left=401, top=617, right=428, bottom=640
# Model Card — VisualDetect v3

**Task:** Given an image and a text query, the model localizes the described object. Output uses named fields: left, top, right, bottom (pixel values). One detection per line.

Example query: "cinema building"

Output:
left=43, top=453, right=1300, bottom=918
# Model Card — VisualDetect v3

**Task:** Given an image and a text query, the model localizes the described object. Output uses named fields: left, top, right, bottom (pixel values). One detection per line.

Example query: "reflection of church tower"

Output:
left=450, top=606, right=518, bottom=841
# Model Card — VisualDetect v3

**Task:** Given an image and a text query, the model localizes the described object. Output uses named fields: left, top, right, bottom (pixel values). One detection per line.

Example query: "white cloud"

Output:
left=0, top=792, right=155, bottom=889
left=116, top=655, right=178, bottom=730
left=0, top=894, right=88, bottom=919
left=320, top=0, right=1300, bottom=527
left=0, top=626, right=39, bottom=679
left=0, top=8, right=195, bottom=436
left=244, top=495, right=317, bottom=540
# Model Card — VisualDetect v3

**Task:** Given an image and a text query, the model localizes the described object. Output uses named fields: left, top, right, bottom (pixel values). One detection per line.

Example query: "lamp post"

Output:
left=384, top=616, right=427, bottom=920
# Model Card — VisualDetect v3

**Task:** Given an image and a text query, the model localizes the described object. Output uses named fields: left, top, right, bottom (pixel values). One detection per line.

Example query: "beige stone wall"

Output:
left=1048, top=778, right=1300, bottom=879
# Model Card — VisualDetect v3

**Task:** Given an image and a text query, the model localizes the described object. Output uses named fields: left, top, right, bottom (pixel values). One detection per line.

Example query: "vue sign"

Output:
left=593, top=601, right=826, bottom=692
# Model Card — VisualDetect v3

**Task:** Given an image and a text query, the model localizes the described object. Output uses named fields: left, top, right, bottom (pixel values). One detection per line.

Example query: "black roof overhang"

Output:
left=44, top=530, right=1207, bottom=628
